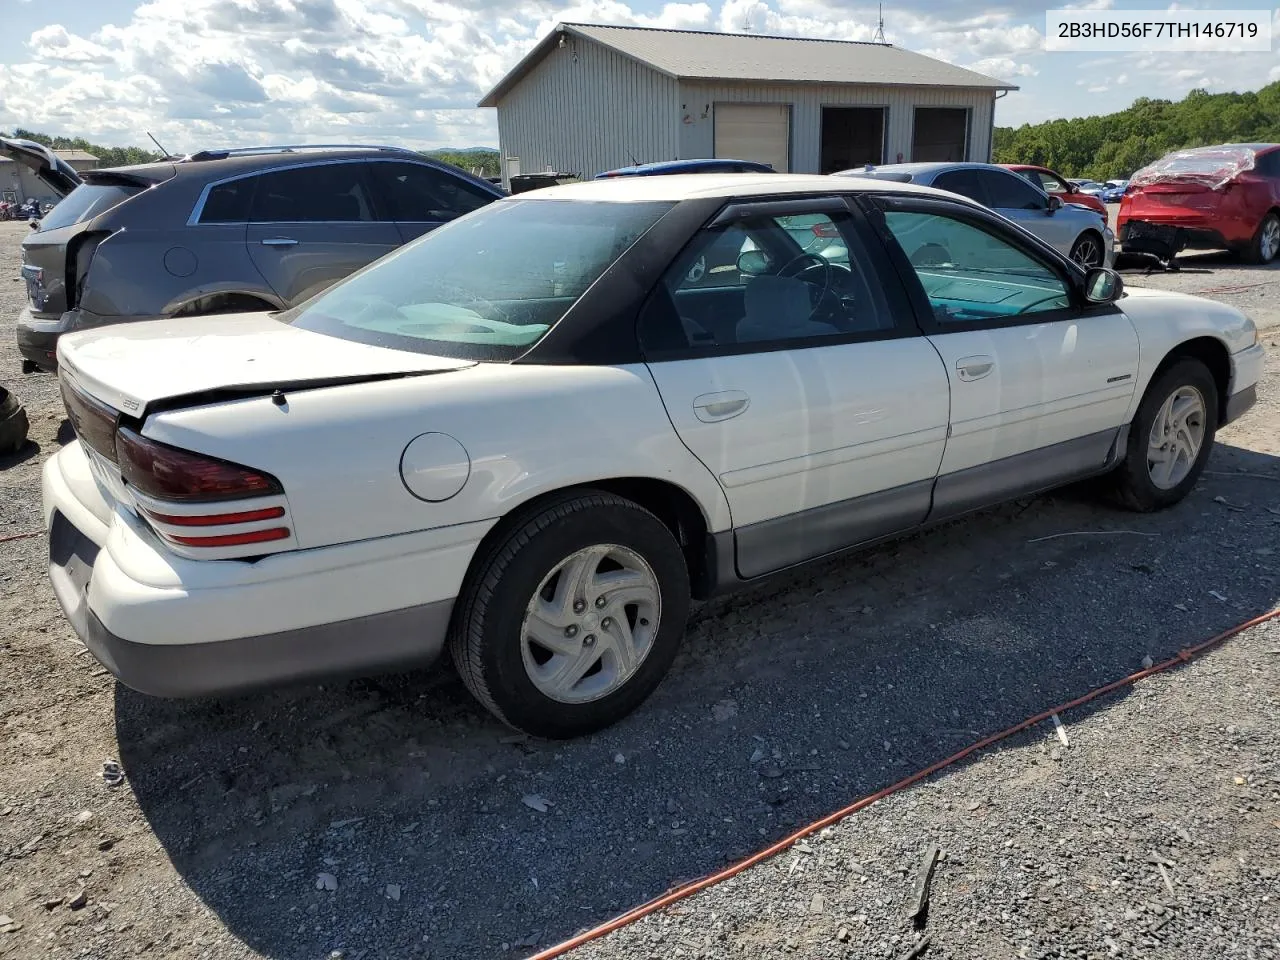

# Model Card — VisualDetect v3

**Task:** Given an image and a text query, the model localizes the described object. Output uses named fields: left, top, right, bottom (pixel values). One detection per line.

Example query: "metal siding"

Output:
left=678, top=82, right=995, bottom=172
left=493, top=37, right=678, bottom=180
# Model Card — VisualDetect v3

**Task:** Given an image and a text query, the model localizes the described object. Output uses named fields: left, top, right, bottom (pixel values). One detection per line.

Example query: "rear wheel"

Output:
left=450, top=491, right=690, bottom=738
left=1243, top=212, right=1280, bottom=264
left=1109, top=359, right=1217, bottom=512
left=1069, top=231, right=1106, bottom=269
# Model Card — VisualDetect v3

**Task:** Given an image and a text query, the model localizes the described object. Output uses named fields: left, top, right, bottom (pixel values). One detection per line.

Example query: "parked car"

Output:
left=835, top=162, right=1114, bottom=268
left=1118, top=143, right=1280, bottom=263
left=1068, top=179, right=1107, bottom=196
left=1, top=140, right=505, bottom=373
left=43, top=173, right=1262, bottom=736
left=596, top=158, right=776, bottom=178
left=1004, top=164, right=1108, bottom=217
left=1101, top=180, right=1130, bottom=203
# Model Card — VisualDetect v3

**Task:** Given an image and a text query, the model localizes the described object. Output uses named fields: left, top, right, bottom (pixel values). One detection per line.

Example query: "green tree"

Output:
left=993, top=81, right=1280, bottom=179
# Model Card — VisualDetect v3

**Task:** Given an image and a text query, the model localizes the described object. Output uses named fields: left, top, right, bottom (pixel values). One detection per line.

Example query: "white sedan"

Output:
left=44, top=174, right=1264, bottom=737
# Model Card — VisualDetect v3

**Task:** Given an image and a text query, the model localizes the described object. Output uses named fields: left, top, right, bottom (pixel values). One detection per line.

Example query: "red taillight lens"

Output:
left=116, top=428, right=283, bottom=502
left=811, top=223, right=839, bottom=238
left=142, top=506, right=285, bottom=527
left=166, top=528, right=291, bottom=548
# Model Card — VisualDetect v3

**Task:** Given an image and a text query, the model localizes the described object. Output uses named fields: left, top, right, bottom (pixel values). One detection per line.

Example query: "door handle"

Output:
left=956, top=355, right=995, bottom=382
left=261, top=237, right=298, bottom=247
left=693, top=391, right=750, bottom=422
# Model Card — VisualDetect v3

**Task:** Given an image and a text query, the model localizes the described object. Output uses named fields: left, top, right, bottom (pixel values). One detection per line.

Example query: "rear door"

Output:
left=640, top=197, right=950, bottom=579
left=867, top=194, right=1139, bottom=518
left=366, top=160, right=499, bottom=243
left=245, top=161, right=400, bottom=306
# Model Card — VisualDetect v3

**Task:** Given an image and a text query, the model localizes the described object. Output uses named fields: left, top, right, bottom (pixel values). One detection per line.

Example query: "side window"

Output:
left=1257, top=151, right=1280, bottom=178
left=932, top=170, right=985, bottom=204
left=981, top=170, right=1048, bottom=210
left=640, top=209, right=895, bottom=354
left=881, top=210, right=1070, bottom=323
left=1035, top=171, right=1068, bottom=194
left=199, top=179, right=255, bottom=223
left=368, top=162, right=496, bottom=222
left=249, top=163, right=374, bottom=223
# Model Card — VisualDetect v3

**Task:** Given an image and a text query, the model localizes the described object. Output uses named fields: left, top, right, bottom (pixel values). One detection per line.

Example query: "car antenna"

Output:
left=145, top=131, right=172, bottom=158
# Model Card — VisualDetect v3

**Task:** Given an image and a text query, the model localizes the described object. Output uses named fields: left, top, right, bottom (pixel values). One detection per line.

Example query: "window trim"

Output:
left=634, top=194, right=924, bottom=364
left=186, top=157, right=502, bottom=227
left=855, top=193, right=1120, bottom=336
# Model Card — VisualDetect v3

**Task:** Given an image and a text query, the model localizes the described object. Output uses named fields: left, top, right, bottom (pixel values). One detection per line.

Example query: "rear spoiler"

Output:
left=82, top=164, right=177, bottom=188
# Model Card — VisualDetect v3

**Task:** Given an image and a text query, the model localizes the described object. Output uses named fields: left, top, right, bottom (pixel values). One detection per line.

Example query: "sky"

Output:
left=1, top=0, right=1278, bottom=152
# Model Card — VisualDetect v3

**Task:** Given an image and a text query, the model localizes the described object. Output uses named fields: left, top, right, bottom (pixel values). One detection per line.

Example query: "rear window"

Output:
left=277, top=198, right=673, bottom=361
left=36, top=184, right=141, bottom=231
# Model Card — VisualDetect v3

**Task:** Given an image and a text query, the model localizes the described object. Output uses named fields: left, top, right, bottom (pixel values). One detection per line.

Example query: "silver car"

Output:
left=834, top=162, right=1114, bottom=269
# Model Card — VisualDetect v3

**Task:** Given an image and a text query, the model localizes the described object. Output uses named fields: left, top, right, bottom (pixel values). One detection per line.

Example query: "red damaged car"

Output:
left=1118, top=143, right=1280, bottom=263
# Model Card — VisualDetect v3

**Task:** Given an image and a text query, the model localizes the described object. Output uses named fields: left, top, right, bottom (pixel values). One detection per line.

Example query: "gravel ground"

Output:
left=0, top=219, right=1277, bottom=960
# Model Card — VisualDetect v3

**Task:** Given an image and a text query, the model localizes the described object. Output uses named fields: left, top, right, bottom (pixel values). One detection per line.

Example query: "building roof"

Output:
left=53, top=149, right=98, bottom=162
left=479, top=22, right=1018, bottom=107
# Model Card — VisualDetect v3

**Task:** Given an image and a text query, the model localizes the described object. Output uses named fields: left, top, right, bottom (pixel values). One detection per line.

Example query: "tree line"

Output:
left=993, top=81, right=1280, bottom=181
left=2, top=128, right=500, bottom=178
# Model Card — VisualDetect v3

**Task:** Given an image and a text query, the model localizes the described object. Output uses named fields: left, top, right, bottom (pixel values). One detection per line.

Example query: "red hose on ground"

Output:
left=0, top=531, right=42, bottom=545
left=529, top=606, right=1280, bottom=960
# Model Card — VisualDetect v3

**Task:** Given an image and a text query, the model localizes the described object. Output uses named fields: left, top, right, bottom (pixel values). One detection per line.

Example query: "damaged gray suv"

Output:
left=4, top=140, right=504, bottom=372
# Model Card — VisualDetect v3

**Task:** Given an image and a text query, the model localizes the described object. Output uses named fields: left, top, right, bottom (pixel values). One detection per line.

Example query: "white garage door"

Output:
left=714, top=103, right=790, bottom=173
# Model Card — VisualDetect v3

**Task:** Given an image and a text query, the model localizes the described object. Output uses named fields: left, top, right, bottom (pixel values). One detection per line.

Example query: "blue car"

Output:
left=1101, top=180, right=1129, bottom=203
left=595, top=158, right=776, bottom=178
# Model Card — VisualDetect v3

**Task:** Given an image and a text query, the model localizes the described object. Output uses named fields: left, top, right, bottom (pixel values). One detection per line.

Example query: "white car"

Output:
left=44, top=174, right=1264, bottom=737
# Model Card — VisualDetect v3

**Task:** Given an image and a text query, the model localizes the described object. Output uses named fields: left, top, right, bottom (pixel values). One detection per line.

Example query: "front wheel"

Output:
left=449, top=491, right=690, bottom=738
left=1069, top=232, right=1106, bottom=269
left=1109, top=359, right=1217, bottom=512
left=1243, top=212, right=1280, bottom=265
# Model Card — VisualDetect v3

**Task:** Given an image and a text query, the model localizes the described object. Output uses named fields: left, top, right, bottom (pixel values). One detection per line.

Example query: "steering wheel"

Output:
left=777, top=252, right=836, bottom=307
left=1015, top=293, right=1069, bottom=315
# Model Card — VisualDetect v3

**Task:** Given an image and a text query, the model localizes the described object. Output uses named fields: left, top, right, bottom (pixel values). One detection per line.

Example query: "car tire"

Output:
left=1069, top=231, right=1106, bottom=269
left=450, top=490, right=691, bottom=738
left=0, top=387, right=30, bottom=456
left=1243, top=211, right=1280, bottom=265
left=1109, top=359, right=1218, bottom=512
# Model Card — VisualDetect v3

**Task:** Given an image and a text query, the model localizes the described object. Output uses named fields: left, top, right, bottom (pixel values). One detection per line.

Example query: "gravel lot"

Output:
left=1, top=219, right=1277, bottom=960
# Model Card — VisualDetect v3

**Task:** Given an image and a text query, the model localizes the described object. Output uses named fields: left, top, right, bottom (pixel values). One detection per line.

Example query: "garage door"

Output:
left=912, top=108, right=969, bottom=162
left=714, top=103, right=790, bottom=173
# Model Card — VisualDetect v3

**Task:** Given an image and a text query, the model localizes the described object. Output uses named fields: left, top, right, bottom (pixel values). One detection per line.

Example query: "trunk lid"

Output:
left=57, top=312, right=476, bottom=415
left=1128, top=180, right=1225, bottom=212
left=0, top=137, right=82, bottom=196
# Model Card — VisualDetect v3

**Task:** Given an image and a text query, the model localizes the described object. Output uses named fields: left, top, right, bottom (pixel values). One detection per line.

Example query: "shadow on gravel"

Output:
left=56, top=419, right=75, bottom=446
left=114, top=443, right=1280, bottom=960
left=0, top=439, right=38, bottom=470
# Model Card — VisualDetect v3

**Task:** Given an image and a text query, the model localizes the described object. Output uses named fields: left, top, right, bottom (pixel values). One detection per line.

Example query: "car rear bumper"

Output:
left=16, top=307, right=65, bottom=371
left=42, top=443, right=488, bottom=698
left=1118, top=214, right=1255, bottom=250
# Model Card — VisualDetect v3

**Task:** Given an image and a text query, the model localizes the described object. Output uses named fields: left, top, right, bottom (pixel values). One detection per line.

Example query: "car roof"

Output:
left=601, top=158, right=773, bottom=176
left=508, top=172, right=963, bottom=202
left=86, top=146, right=494, bottom=188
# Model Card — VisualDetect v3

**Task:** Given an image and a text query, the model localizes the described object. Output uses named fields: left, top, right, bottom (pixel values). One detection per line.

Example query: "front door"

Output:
left=869, top=196, right=1140, bottom=518
left=639, top=198, right=950, bottom=579
left=245, top=160, right=400, bottom=306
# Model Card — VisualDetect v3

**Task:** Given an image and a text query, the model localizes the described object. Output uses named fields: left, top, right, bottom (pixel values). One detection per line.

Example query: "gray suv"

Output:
left=6, top=142, right=504, bottom=372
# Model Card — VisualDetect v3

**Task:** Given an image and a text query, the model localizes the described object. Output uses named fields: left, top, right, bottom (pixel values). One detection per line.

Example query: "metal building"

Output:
left=479, top=23, right=1018, bottom=185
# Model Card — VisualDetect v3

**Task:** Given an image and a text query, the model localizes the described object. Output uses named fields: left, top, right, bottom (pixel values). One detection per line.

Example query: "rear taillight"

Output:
left=60, top=375, right=120, bottom=462
left=811, top=223, right=840, bottom=238
left=116, top=427, right=282, bottom=502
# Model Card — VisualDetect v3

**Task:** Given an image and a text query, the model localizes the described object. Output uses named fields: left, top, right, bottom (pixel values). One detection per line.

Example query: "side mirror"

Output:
left=737, top=249, right=771, bottom=276
left=1084, top=267, right=1123, bottom=304
left=1047, top=195, right=1064, bottom=215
